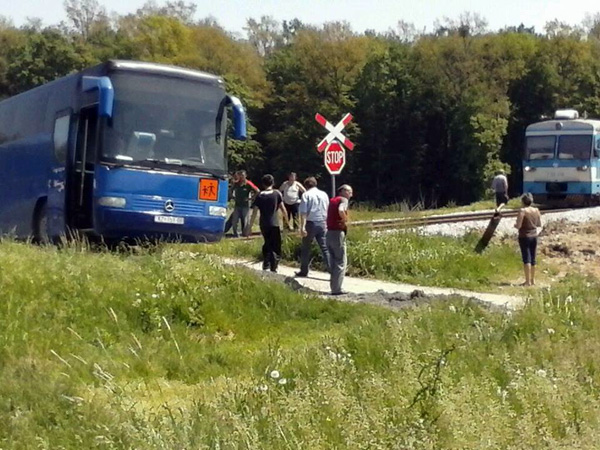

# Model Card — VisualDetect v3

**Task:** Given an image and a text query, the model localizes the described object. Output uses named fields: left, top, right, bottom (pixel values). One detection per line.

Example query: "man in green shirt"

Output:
left=224, top=170, right=259, bottom=237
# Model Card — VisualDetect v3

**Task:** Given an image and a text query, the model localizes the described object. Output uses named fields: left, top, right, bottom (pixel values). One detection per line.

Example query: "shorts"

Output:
left=518, top=236, right=538, bottom=265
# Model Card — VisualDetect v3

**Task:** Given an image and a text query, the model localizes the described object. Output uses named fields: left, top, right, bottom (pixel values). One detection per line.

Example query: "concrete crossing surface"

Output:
left=222, top=258, right=524, bottom=310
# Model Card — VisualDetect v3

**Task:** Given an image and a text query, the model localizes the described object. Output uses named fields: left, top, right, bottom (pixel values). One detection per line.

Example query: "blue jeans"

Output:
left=300, top=221, right=330, bottom=274
left=224, top=206, right=249, bottom=236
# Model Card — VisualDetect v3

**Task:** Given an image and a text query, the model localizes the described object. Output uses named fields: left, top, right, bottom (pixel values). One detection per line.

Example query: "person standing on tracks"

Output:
left=326, top=184, right=353, bottom=295
left=246, top=174, right=289, bottom=272
left=279, top=172, right=306, bottom=231
left=296, top=177, right=330, bottom=277
left=224, top=170, right=259, bottom=237
left=492, top=170, right=509, bottom=208
left=514, top=193, right=542, bottom=286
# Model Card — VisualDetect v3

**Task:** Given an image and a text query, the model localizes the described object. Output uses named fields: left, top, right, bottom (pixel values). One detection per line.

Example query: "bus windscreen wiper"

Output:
left=141, top=158, right=225, bottom=179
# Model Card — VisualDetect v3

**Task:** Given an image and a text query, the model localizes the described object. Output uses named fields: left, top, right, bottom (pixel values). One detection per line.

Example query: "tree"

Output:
left=244, top=16, right=283, bottom=58
left=63, top=0, right=108, bottom=40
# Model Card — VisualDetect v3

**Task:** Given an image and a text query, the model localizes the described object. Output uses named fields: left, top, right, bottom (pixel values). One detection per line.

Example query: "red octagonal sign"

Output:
left=324, top=141, right=346, bottom=175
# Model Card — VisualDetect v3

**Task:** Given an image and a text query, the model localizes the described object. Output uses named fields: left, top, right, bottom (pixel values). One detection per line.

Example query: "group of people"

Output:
left=226, top=170, right=353, bottom=295
left=492, top=170, right=542, bottom=287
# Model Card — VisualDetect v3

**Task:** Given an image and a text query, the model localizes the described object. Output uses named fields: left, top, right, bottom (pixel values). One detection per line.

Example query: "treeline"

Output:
left=3, top=1, right=600, bottom=205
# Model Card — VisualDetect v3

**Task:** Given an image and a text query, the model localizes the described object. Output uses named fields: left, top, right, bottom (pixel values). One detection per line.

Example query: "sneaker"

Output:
left=330, top=290, right=349, bottom=296
left=270, top=268, right=278, bottom=273
left=295, top=271, right=308, bottom=277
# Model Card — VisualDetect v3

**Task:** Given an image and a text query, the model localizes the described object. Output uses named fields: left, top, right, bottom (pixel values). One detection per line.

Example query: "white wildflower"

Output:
left=565, top=295, right=573, bottom=304
left=259, top=384, right=268, bottom=392
left=270, top=370, right=280, bottom=379
left=449, top=305, right=456, bottom=313
left=151, top=294, right=159, bottom=299
left=547, top=328, right=555, bottom=335
left=278, top=378, right=287, bottom=385
left=536, top=369, right=547, bottom=378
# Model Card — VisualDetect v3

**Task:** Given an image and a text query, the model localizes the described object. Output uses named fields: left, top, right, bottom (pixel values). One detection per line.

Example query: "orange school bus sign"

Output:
left=199, top=178, right=219, bottom=201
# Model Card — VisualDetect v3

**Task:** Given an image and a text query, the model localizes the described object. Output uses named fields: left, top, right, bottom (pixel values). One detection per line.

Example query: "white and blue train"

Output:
left=523, top=109, right=600, bottom=205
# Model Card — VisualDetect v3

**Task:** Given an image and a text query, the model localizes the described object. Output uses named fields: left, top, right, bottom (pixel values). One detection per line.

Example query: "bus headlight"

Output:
left=98, top=196, right=127, bottom=208
left=577, top=165, right=589, bottom=171
left=524, top=166, right=532, bottom=172
left=209, top=206, right=227, bottom=217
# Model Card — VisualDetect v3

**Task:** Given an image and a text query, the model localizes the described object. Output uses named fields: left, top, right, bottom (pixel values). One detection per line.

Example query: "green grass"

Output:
left=1, top=240, right=600, bottom=448
left=203, top=227, right=527, bottom=292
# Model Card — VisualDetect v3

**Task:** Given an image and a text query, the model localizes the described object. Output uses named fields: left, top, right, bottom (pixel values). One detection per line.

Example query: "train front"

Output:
left=523, top=110, right=600, bottom=206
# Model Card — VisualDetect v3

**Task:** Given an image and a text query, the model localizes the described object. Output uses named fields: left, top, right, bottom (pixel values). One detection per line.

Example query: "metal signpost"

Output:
left=315, top=113, right=354, bottom=196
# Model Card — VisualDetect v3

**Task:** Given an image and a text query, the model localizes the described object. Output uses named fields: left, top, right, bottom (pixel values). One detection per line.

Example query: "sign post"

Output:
left=315, top=113, right=354, bottom=197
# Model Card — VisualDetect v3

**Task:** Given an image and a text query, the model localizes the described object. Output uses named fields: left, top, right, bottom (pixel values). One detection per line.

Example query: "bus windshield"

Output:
left=525, top=135, right=555, bottom=160
left=558, top=135, right=592, bottom=160
left=102, top=72, right=227, bottom=175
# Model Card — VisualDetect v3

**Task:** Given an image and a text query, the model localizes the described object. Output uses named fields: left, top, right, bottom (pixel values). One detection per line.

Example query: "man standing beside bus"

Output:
left=492, top=170, right=509, bottom=208
left=224, top=170, right=259, bottom=237
left=296, top=177, right=330, bottom=277
left=326, top=185, right=353, bottom=295
left=246, top=174, right=289, bottom=272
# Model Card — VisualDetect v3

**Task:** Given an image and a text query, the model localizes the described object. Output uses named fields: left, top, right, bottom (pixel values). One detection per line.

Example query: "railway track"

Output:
left=226, top=206, right=577, bottom=240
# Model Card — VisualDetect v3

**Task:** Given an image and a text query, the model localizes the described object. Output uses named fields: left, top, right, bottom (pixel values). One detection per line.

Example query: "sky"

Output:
left=1, top=0, right=599, bottom=36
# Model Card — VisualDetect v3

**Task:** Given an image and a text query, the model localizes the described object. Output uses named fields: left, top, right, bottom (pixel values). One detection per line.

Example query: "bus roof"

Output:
left=526, top=119, right=600, bottom=134
left=107, top=60, right=224, bottom=85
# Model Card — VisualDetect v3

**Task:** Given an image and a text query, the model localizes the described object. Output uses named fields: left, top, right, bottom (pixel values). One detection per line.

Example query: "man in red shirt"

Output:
left=326, top=184, right=353, bottom=295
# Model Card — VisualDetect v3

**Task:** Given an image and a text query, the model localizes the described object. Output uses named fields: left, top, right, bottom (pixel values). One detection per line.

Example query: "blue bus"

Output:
left=0, top=60, right=247, bottom=242
left=523, top=109, right=600, bottom=205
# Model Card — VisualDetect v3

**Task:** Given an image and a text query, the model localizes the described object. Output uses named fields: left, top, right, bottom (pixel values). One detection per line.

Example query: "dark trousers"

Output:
left=300, top=221, right=330, bottom=275
left=284, top=203, right=300, bottom=230
left=495, top=192, right=508, bottom=207
left=518, top=236, right=538, bottom=265
left=224, top=206, right=249, bottom=236
left=261, top=226, right=282, bottom=271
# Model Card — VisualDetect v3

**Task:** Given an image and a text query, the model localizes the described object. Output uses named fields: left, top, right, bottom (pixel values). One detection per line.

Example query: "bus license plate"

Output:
left=154, top=215, right=185, bottom=225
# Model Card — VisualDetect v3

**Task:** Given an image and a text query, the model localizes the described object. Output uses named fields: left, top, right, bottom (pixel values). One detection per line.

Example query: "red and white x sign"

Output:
left=315, top=113, right=354, bottom=152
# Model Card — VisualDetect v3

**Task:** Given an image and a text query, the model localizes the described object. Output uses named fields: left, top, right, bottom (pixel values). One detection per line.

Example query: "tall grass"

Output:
left=202, top=228, right=523, bottom=291
left=1, top=240, right=598, bottom=448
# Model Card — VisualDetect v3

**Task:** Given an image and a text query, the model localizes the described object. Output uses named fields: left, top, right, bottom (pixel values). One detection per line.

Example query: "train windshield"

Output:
left=525, top=136, right=555, bottom=160
left=102, top=72, right=227, bottom=176
left=558, top=135, right=592, bottom=160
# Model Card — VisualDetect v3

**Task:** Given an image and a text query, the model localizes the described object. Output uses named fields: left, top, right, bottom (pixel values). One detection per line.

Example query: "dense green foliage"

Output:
left=1, top=240, right=600, bottom=448
left=2, top=4, right=600, bottom=204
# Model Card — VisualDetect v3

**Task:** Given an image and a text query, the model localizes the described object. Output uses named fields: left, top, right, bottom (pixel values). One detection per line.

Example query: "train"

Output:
left=523, top=109, right=600, bottom=205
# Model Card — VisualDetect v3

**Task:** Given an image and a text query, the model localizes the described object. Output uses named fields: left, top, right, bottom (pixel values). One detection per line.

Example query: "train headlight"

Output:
left=98, top=196, right=127, bottom=208
left=577, top=165, right=589, bottom=171
left=524, top=166, right=531, bottom=172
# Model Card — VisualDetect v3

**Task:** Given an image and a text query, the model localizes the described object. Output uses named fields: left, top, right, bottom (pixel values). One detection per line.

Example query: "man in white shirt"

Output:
left=296, top=177, right=330, bottom=277
left=492, top=170, right=509, bottom=207
left=279, top=171, right=306, bottom=231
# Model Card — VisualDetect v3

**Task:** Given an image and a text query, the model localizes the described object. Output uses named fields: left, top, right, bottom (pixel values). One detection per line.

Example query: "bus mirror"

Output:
left=82, top=76, right=114, bottom=118
left=227, top=95, right=247, bottom=141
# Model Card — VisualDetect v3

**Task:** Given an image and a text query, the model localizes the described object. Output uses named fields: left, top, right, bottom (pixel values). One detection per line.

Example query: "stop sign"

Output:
left=324, top=141, right=346, bottom=175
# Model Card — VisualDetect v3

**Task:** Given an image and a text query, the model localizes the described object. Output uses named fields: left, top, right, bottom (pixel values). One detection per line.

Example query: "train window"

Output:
left=526, top=136, right=555, bottom=160
left=558, top=135, right=592, bottom=160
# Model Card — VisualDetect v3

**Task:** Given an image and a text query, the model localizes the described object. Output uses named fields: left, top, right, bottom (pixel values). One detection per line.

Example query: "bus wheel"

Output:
left=34, top=202, right=50, bottom=244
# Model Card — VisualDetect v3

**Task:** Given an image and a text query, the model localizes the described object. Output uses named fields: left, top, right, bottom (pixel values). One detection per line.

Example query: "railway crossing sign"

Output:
left=315, top=112, right=354, bottom=196
left=324, top=141, right=346, bottom=175
left=315, top=113, right=354, bottom=152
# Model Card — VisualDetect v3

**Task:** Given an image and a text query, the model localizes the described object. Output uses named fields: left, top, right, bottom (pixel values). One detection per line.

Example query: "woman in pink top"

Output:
left=514, top=193, right=542, bottom=286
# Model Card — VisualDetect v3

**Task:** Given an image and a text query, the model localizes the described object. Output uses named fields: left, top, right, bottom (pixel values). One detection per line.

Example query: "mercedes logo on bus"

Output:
left=164, top=200, right=175, bottom=212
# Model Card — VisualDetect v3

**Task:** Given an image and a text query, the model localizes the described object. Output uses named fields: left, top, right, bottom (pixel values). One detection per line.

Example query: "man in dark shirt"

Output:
left=224, top=170, right=259, bottom=237
left=246, top=174, right=289, bottom=272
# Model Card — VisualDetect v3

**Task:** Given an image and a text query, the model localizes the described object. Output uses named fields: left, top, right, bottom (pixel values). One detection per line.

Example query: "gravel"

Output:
left=375, top=206, right=600, bottom=238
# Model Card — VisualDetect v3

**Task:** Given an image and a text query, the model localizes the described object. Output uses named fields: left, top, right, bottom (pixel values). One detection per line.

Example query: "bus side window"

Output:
left=53, top=114, right=71, bottom=164
left=595, top=136, right=600, bottom=158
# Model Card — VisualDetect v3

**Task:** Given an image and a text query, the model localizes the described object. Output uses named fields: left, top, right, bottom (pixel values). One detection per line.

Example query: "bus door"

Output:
left=70, top=105, right=99, bottom=230
left=46, top=110, right=72, bottom=238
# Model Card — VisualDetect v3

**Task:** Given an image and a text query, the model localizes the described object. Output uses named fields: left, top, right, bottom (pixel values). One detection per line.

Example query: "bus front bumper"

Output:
left=95, top=207, right=226, bottom=242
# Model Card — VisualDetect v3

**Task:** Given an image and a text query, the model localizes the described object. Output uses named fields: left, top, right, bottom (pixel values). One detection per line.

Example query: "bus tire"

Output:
left=34, top=201, right=50, bottom=244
